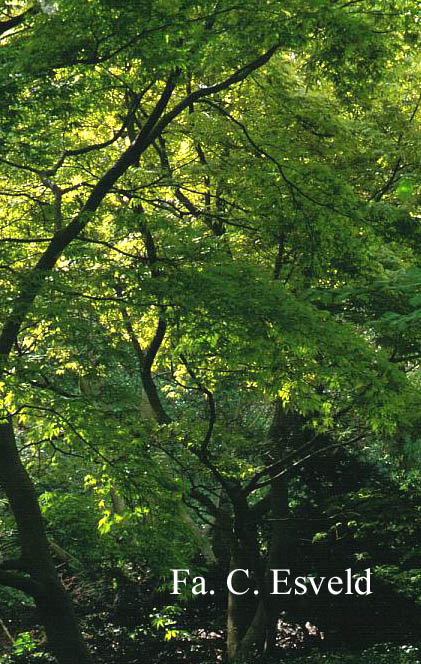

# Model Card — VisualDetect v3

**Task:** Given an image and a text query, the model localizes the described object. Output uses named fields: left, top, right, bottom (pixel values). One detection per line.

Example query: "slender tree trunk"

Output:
left=0, top=419, right=94, bottom=664
left=226, top=545, right=258, bottom=662
left=226, top=489, right=266, bottom=662
left=264, top=475, right=293, bottom=655
left=212, top=490, right=232, bottom=571
left=262, top=403, right=298, bottom=654
left=237, top=597, right=267, bottom=656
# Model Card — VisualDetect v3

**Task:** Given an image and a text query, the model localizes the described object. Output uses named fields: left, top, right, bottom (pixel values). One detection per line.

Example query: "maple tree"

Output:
left=0, top=1, right=420, bottom=662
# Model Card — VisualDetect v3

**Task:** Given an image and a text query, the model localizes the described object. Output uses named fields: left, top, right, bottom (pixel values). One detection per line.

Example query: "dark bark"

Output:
left=121, top=306, right=171, bottom=424
left=225, top=488, right=265, bottom=662
left=0, top=419, right=93, bottom=664
left=141, top=317, right=171, bottom=424
left=262, top=404, right=296, bottom=653
left=0, top=6, right=38, bottom=37
left=212, top=491, right=233, bottom=571
left=264, top=475, right=293, bottom=654
left=226, top=545, right=258, bottom=662
left=225, top=403, right=298, bottom=662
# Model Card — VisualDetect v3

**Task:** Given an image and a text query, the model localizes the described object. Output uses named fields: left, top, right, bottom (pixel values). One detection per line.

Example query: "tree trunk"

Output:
left=237, top=597, right=267, bottom=657
left=262, top=404, right=298, bottom=654
left=229, top=477, right=293, bottom=661
left=225, top=402, right=298, bottom=661
left=226, top=491, right=265, bottom=662
left=0, top=418, right=94, bottom=664
left=226, top=547, right=258, bottom=662
left=212, top=490, right=233, bottom=571
left=264, top=475, right=293, bottom=655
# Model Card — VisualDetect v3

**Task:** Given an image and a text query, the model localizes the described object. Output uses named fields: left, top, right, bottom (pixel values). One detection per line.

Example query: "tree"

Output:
left=0, top=1, right=420, bottom=662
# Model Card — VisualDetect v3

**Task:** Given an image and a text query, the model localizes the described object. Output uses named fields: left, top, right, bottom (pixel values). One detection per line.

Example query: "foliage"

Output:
left=281, top=644, right=421, bottom=664
left=0, top=1, right=421, bottom=663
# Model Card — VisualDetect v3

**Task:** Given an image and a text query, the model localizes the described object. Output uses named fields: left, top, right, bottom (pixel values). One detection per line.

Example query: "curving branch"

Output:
left=0, top=45, right=280, bottom=377
left=0, top=73, right=177, bottom=377
left=180, top=353, right=216, bottom=458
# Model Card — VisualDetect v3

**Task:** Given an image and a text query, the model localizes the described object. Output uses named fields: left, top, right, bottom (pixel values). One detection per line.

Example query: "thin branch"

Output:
left=0, top=237, right=52, bottom=244
left=148, top=45, right=279, bottom=153
left=371, top=93, right=421, bottom=202
left=189, top=487, right=219, bottom=518
left=253, top=433, right=367, bottom=492
left=45, top=89, right=149, bottom=176
left=201, top=99, right=354, bottom=218
left=17, top=404, right=115, bottom=466
left=77, top=235, right=145, bottom=260
left=180, top=353, right=216, bottom=457
left=244, top=430, right=323, bottom=494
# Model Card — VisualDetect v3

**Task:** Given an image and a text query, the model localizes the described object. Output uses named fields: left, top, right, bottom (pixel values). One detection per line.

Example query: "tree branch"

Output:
left=0, top=47, right=280, bottom=377
left=0, top=6, right=37, bottom=37
left=0, top=569, right=45, bottom=597
left=180, top=354, right=216, bottom=457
